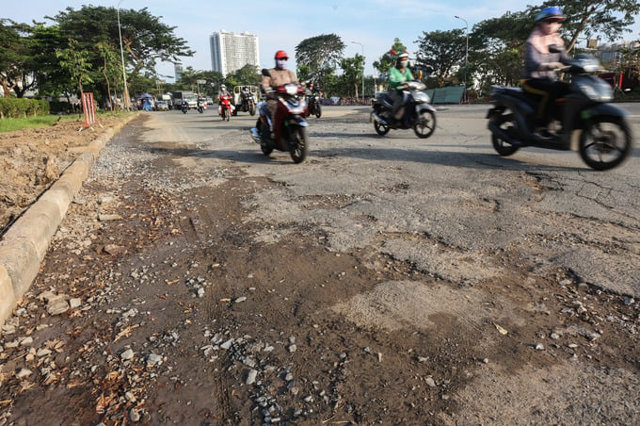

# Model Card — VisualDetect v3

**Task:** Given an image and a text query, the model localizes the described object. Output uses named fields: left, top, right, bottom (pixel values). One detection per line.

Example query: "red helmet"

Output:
left=274, top=50, right=289, bottom=59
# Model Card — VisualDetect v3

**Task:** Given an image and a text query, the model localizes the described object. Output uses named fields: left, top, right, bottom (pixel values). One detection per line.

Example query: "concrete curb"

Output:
left=0, top=114, right=138, bottom=327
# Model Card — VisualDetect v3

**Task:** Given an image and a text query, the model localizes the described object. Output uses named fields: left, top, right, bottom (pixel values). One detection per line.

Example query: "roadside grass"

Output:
left=0, top=111, right=135, bottom=133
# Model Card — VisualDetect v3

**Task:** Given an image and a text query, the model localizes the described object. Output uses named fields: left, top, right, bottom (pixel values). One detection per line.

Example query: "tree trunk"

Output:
left=1, top=80, right=11, bottom=98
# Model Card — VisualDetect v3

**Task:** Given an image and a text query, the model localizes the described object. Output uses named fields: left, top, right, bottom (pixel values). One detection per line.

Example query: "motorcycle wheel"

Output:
left=226, top=110, right=230, bottom=121
left=257, top=120, right=273, bottom=156
left=182, top=109, right=187, bottom=114
left=413, top=110, right=436, bottom=139
left=374, top=119, right=390, bottom=136
left=289, top=126, right=308, bottom=164
left=315, top=104, right=322, bottom=118
left=249, top=104, right=256, bottom=116
left=579, top=117, right=632, bottom=171
left=491, top=113, right=520, bottom=156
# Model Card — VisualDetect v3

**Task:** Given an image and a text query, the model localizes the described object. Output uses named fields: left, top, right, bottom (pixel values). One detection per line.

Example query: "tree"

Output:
left=96, top=40, right=122, bottom=110
left=340, top=54, right=365, bottom=98
left=225, top=65, right=260, bottom=88
left=56, top=38, right=93, bottom=96
left=295, top=34, right=345, bottom=88
left=415, top=29, right=466, bottom=87
left=0, top=19, right=35, bottom=97
left=373, top=38, right=408, bottom=76
left=49, top=6, right=194, bottom=90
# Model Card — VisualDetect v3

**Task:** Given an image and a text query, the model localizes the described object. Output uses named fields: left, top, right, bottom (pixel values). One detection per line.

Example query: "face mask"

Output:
left=400, top=60, right=408, bottom=68
left=276, top=59, right=287, bottom=69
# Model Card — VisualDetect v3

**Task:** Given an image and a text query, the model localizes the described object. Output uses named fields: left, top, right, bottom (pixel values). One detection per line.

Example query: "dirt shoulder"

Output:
left=0, top=115, right=132, bottom=234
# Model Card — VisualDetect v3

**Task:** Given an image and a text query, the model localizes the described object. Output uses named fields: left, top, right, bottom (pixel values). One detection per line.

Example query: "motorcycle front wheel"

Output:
left=491, top=113, right=520, bottom=156
left=579, top=117, right=632, bottom=170
left=315, top=103, right=322, bottom=118
left=374, top=119, right=390, bottom=136
left=289, top=126, right=308, bottom=163
left=413, top=110, right=436, bottom=139
left=249, top=103, right=256, bottom=116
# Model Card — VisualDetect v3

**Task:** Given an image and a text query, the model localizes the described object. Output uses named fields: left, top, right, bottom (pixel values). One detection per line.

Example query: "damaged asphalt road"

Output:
left=1, top=105, right=638, bottom=425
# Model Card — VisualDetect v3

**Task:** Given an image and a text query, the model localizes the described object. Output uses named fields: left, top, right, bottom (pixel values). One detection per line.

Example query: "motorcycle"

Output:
left=250, top=82, right=309, bottom=164
left=487, top=49, right=633, bottom=171
left=180, top=101, right=189, bottom=114
left=197, top=103, right=204, bottom=114
left=370, top=81, right=436, bottom=138
left=307, top=92, right=322, bottom=118
left=218, top=94, right=233, bottom=121
left=238, top=91, right=256, bottom=116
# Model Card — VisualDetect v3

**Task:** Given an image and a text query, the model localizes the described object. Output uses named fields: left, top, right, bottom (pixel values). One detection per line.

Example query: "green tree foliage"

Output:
left=373, top=38, right=408, bottom=76
left=295, top=34, right=345, bottom=89
left=415, top=29, right=466, bottom=87
left=56, top=38, right=94, bottom=96
left=50, top=6, right=193, bottom=77
left=340, top=54, right=365, bottom=98
left=0, top=19, right=35, bottom=98
left=225, top=65, right=260, bottom=88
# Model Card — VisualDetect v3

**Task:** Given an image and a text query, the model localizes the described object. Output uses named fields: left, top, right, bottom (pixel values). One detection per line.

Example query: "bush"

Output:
left=0, top=98, right=50, bottom=119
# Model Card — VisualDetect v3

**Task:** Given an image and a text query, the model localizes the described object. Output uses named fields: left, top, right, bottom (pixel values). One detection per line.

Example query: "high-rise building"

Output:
left=174, top=63, right=184, bottom=82
left=210, top=30, right=259, bottom=77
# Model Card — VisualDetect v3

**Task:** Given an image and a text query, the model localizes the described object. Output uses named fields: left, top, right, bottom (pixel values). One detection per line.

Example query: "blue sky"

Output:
left=5, top=1, right=640, bottom=81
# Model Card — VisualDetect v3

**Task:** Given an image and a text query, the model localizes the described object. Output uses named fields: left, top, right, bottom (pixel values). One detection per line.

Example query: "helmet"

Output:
left=274, top=50, right=289, bottom=59
left=535, top=6, right=565, bottom=23
left=221, top=84, right=226, bottom=91
left=390, top=49, right=409, bottom=60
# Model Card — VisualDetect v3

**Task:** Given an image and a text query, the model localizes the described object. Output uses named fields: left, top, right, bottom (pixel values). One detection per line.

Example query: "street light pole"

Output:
left=117, top=1, right=130, bottom=110
left=351, top=41, right=365, bottom=103
left=454, top=15, right=469, bottom=103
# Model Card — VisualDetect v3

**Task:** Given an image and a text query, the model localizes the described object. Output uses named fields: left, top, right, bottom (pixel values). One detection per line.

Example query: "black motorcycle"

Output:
left=487, top=50, right=633, bottom=171
left=307, top=92, right=322, bottom=118
left=371, top=81, right=436, bottom=139
left=180, top=101, right=188, bottom=114
left=235, top=91, right=256, bottom=116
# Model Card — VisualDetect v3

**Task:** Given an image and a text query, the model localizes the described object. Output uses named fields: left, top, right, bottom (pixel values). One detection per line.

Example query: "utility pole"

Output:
left=454, top=15, right=469, bottom=103
left=117, top=0, right=130, bottom=110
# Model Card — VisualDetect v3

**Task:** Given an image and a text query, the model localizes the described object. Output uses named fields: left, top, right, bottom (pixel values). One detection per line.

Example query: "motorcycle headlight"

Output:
left=578, top=83, right=613, bottom=102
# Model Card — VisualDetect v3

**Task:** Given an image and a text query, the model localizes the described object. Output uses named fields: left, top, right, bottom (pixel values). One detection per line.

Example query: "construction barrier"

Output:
left=81, top=92, right=97, bottom=128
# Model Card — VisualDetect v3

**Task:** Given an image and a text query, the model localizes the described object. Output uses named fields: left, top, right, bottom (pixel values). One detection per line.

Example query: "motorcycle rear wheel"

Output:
left=413, top=110, right=436, bottom=139
left=374, top=119, right=390, bottom=136
left=579, top=117, right=632, bottom=170
left=289, top=127, right=308, bottom=163
left=491, top=113, right=520, bottom=156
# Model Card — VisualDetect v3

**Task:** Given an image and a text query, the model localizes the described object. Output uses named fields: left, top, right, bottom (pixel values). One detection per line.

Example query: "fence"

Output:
left=424, top=86, right=465, bottom=104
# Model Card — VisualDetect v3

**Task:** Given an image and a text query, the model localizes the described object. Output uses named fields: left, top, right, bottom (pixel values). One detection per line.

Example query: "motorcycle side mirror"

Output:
left=261, top=68, right=271, bottom=77
left=548, top=44, right=561, bottom=53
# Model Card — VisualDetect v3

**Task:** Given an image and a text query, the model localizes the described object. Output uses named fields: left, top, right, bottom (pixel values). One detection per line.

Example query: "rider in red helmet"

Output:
left=261, top=50, right=298, bottom=127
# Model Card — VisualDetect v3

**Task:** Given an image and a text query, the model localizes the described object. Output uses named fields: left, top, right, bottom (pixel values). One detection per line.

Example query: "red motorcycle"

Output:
left=250, top=82, right=309, bottom=163
left=218, top=94, right=233, bottom=121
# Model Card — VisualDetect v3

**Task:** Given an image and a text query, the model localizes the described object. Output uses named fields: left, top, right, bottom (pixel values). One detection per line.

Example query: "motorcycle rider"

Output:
left=521, top=6, right=571, bottom=139
left=218, top=84, right=232, bottom=115
left=388, top=50, right=413, bottom=122
left=261, top=50, right=298, bottom=127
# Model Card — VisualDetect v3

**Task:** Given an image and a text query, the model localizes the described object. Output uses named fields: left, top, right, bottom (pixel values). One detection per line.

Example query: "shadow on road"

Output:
left=141, top=141, right=587, bottom=172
